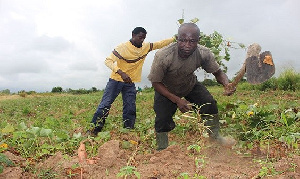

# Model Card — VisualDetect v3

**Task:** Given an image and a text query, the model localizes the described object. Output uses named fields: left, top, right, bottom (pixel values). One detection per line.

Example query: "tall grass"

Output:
left=238, top=68, right=300, bottom=91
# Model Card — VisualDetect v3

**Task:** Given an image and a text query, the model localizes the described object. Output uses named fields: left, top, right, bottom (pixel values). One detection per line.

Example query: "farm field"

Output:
left=0, top=86, right=299, bottom=178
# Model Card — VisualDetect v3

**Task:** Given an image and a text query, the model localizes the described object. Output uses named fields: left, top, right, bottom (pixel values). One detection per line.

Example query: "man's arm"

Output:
left=105, top=54, right=132, bottom=83
left=151, top=37, right=175, bottom=50
left=212, top=69, right=236, bottom=96
left=152, top=82, right=191, bottom=113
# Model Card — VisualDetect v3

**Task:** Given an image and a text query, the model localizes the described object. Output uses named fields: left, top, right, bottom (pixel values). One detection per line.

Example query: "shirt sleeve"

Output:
left=151, top=37, right=175, bottom=50
left=148, top=52, right=166, bottom=82
left=105, top=52, right=120, bottom=73
left=200, top=48, right=220, bottom=73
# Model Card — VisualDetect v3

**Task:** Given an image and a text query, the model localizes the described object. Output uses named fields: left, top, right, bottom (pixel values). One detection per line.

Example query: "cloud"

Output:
left=0, top=0, right=299, bottom=92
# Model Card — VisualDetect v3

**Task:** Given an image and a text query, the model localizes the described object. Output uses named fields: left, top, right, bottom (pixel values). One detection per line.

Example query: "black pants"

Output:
left=154, top=82, right=219, bottom=133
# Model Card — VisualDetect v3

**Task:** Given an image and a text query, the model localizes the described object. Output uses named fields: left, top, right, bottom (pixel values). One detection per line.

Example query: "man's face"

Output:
left=177, top=29, right=199, bottom=58
left=131, top=32, right=146, bottom=47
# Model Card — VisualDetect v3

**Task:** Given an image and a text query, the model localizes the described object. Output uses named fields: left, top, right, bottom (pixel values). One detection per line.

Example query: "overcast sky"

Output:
left=0, top=0, right=299, bottom=92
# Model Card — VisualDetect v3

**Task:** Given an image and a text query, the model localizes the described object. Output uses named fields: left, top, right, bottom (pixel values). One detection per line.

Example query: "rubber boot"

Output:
left=156, top=132, right=168, bottom=151
left=203, top=114, right=236, bottom=147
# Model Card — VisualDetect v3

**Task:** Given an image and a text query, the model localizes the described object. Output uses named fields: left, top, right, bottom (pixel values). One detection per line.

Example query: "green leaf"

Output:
left=39, top=128, right=53, bottom=137
left=72, top=132, right=82, bottom=139
left=26, top=127, right=40, bottom=135
left=98, top=131, right=111, bottom=141
left=1, top=124, right=14, bottom=134
left=121, top=141, right=131, bottom=149
left=190, top=18, right=199, bottom=23
left=18, top=122, right=27, bottom=131
left=296, top=112, right=300, bottom=119
left=178, top=19, right=184, bottom=24
left=238, top=43, right=246, bottom=48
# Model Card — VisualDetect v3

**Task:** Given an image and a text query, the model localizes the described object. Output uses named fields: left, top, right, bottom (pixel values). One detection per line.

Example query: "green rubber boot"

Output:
left=203, top=114, right=236, bottom=147
left=156, top=132, right=168, bottom=151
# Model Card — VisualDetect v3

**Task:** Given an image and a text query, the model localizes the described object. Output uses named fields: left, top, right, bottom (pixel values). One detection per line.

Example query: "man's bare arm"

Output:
left=212, top=69, right=236, bottom=96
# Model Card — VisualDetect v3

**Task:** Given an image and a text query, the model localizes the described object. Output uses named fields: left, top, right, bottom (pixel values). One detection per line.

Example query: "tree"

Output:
left=0, top=89, right=10, bottom=94
left=51, top=86, right=63, bottom=93
left=177, top=17, right=245, bottom=73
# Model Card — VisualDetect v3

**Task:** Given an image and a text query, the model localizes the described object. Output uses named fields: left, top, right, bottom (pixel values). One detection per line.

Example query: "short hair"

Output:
left=178, top=23, right=200, bottom=37
left=132, top=27, right=147, bottom=35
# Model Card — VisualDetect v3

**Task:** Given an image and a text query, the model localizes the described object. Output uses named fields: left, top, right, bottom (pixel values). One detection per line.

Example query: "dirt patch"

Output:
left=1, top=140, right=299, bottom=179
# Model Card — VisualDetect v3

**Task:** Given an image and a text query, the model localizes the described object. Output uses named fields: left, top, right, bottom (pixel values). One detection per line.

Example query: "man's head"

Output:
left=131, top=27, right=147, bottom=48
left=176, top=23, right=200, bottom=58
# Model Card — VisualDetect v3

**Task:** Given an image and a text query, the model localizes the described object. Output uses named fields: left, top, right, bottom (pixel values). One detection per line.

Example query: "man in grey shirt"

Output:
left=148, top=23, right=236, bottom=150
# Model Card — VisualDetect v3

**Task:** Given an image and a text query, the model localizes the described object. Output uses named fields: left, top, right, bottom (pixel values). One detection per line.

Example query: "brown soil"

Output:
left=1, top=140, right=299, bottom=179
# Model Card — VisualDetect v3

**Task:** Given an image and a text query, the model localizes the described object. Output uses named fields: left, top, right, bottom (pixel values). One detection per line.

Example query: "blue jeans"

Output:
left=91, top=78, right=136, bottom=130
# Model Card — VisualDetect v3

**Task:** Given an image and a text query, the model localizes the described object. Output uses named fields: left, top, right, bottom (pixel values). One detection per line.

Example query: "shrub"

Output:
left=255, top=77, right=277, bottom=91
left=277, top=69, right=300, bottom=91
left=201, top=79, right=219, bottom=86
left=51, top=86, right=63, bottom=93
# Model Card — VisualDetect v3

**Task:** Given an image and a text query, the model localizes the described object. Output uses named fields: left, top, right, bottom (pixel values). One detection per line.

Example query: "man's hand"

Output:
left=176, top=98, right=192, bottom=113
left=117, top=70, right=132, bottom=83
left=223, top=83, right=236, bottom=96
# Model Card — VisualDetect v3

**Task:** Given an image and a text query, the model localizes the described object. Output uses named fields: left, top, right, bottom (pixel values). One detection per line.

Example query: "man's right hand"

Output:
left=176, top=98, right=192, bottom=113
left=117, top=70, right=132, bottom=83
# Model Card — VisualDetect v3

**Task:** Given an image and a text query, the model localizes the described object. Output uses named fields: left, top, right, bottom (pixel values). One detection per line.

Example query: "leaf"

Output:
left=238, top=43, right=246, bottom=48
left=39, top=128, right=52, bottom=137
left=296, top=112, right=300, bottom=119
left=26, top=127, right=40, bottom=135
left=121, top=141, right=131, bottom=149
left=178, top=18, right=184, bottom=24
left=190, top=17, right=199, bottom=23
left=129, top=140, right=138, bottom=145
left=98, top=131, right=111, bottom=141
left=1, top=124, right=14, bottom=134
left=18, top=122, right=27, bottom=131
left=73, top=132, right=82, bottom=139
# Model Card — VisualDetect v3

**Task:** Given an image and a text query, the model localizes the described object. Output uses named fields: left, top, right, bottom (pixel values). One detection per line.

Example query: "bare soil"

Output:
left=1, top=139, right=299, bottom=179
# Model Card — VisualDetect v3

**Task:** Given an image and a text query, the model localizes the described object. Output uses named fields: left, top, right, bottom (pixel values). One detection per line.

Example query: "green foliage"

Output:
left=0, top=153, right=14, bottom=174
left=277, top=68, right=300, bottom=91
left=36, top=168, right=58, bottom=179
left=178, top=172, right=206, bottom=179
left=0, top=89, right=10, bottom=95
left=237, top=68, right=300, bottom=91
left=177, top=17, right=245, bottom=72
left=0, top=74, right=299, bottom=177
left=254, top=159, right=282, bottom=177
left=201, top=79, right=219, bottom=86
left=117, top=166, right=140, bottom=179
left=51, top=86, right=63, bottom=93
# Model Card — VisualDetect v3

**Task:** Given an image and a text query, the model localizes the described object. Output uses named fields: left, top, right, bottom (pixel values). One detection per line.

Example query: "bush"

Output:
left=51, top=86, right=63, bottom=93
left=201, top=79, right=219, bottom=86
left=237, top=69, right=299, bottom=91
left=277, top=69, right=300, bottom=91
left=0, top=89, right=10, bottom=95
left=255, top=77, right=277, bottom=91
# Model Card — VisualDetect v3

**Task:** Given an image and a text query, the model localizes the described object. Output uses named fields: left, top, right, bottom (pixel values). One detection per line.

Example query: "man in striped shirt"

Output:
left=89, top=27, right=175, bottom=136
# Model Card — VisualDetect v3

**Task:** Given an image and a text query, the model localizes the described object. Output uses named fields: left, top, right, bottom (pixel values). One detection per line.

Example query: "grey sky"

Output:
left=0, top=0, right=299, bottom=92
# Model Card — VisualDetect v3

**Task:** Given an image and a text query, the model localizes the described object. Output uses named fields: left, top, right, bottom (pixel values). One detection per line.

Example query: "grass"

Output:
left=0, top=86, right=299, bottom=168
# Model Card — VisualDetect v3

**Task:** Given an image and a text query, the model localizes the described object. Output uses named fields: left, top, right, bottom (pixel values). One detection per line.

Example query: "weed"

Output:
left=37, top=168, right=58, bottom=179
left=117, top=166, right=140, bottom=179
left=0, top=153, right=14, bottom=173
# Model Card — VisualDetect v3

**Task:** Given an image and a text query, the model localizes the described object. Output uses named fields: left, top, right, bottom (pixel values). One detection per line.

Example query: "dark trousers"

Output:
left=91, top=78, right=136, bottom=129
left=154, top=82, right=219, bottom=133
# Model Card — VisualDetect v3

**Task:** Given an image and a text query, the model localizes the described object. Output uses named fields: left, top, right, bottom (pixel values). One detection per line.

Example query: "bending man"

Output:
left=148, top=23, right=236, bottom=150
